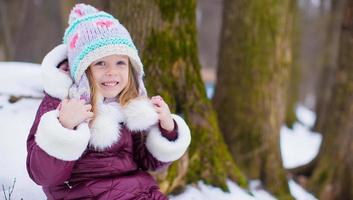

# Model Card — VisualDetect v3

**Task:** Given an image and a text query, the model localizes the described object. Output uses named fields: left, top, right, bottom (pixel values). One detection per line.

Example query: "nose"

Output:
left=106, top=64, right=117, bottom=76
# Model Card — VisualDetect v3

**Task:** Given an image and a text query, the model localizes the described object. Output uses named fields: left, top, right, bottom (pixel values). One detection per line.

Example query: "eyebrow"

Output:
left=93, top=61, right=102, bottom=64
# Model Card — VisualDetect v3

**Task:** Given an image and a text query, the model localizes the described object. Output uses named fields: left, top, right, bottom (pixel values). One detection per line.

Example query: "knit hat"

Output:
left=63, top=4, right=147, bottom=102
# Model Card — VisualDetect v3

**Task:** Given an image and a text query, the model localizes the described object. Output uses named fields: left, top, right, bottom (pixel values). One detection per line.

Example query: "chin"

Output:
left=99, top=89, right=120, bottom=98
left=102, top=92, right=120, bottom=99
left=98, top=86, right=122, bottom=99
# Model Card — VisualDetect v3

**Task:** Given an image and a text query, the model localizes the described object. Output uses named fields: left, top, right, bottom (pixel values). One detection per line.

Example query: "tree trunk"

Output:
left=213, top=0, right=295, bottom=199
left=313, top=0, right=346, bottom=133
left=0, top=22, right=6, bottom=60
left=0, top=0, right=63, bottom=63
left=285, top=0, right=300, bottom=128
left=0, top=0, right=7, bottom=60
left=308, top=0, right=353, bottom=199
left=61, top=0, right=246, bottom=194
left=0, top=0, right=62, bottom=63
left=0, top=0, right=24, bottom=60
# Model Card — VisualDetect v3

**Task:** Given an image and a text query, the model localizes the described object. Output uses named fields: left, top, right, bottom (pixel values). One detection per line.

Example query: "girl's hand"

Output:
left=58, top=99, right=94, bottom=130
left=151, top=95, right=174, bottom=132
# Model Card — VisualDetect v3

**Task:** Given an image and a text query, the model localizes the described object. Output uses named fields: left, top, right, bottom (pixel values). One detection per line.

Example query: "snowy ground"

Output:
left=1, top=62, right=319, bottom=200
left=280, top=107, right=321, bottom=169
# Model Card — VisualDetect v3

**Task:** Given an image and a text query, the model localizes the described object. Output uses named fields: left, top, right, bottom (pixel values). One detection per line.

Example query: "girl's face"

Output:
left=89, top=54, right=129, bottom=98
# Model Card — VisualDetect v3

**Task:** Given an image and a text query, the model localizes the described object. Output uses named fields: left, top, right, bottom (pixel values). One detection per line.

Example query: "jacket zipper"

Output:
left=64, top=181, right=72, bottom=189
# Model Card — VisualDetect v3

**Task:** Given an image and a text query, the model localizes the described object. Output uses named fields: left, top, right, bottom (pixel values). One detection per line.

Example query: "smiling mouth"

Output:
left=101, top=81, right=119, bottom=87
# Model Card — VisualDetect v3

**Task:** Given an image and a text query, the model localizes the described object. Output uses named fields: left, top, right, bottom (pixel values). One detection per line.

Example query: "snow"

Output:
left=296, top=105, right=316, bottom=128
left=280, top=105, right=322, bottom=169
left=280, top=123, right=322, bottom=169
left=0, top=96, right=43, bottom=200
left=288, top=180, right=317, bottom=200
left=0, top=62, right=45, bottom=199
left=0, top=62, right=319, bottom=200
left=170, top=179, right=318, bottom=200
left=170, top=180, right=276, bottom=200
left=206, top=82, right=215, bottom=99
left=0, top=62, right=43, bottom=98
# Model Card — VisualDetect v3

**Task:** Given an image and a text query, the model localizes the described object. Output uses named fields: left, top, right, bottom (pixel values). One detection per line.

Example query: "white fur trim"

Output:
left=89, top=102, right=124, bottom=151
left=35, top=110, right=90, bottom=161
left=123, top=98, right=159, bottom=131
left=41, top=44, right=73, bottom=99
left=145, top=114, right=191, bottom=162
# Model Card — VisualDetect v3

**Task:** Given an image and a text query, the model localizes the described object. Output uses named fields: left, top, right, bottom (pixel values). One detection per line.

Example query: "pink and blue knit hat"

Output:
left=64, top=4, right=147, bottom=102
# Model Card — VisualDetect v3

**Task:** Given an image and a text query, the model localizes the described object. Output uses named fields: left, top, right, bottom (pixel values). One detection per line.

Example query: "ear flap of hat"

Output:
left=69, top=73, right=91, bottom=103
left=41, top=44, right=73, bottom=99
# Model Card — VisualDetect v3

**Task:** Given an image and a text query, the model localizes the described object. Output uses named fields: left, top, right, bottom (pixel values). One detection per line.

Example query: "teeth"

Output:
left=102, top=82, right=118, bottom=86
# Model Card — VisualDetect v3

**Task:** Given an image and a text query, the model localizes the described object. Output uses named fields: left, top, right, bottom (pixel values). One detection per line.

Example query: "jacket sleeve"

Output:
left=132, top=131, right=167, bottom=171
left=132, top=114, right=191, bottom=171
left=26, top=95, right=90, bottom=186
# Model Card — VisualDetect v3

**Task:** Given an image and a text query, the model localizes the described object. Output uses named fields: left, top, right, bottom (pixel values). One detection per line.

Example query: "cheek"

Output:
left=121, top=69, right=129, bottom=80
left=91, top=70, right=104, bottom=81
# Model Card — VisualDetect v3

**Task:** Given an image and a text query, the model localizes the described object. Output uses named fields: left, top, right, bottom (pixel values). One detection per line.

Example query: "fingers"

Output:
left=62, top=99, right=92, bottom=113
left=60, top=99, right=69, bottom=109
left=61, top=98, right=93, bottom=117
left=57, top=102, right=62, bottom=110
left=84, top=104, right=92, bottom=111
left=154, top=105, right=162, bottom=113
left=85, top=111, right=94, bottom=120
left=81, top=111, right=94, bottom=123
left=69, top=98, right=85, bottom=104
left=151, top=95, right=164, bottom=107
left=151, top=99, right=162, bottom=107
left=62, top=98, right=69, bottom=104
left=151, top=95, right=163, bottom=101
left=81, top=104, right=93, bottom=118
left=63, top=98, right=90, bottom=106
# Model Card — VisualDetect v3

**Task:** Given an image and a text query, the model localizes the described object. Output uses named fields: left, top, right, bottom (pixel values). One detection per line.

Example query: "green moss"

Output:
left=140, top=0, right=248, bottom=193
left=317, top=170, right=328, bottom=187
left=183, top=110, right=247, bottom=191
left=308, top=158, right=333, bottom=195
left=154, top=0, right=195, bottom=22
left=212, top=0, right=294, bottom=198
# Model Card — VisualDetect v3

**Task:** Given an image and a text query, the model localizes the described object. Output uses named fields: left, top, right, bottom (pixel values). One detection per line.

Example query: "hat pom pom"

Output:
left=68, top=3, right=99, bottom=25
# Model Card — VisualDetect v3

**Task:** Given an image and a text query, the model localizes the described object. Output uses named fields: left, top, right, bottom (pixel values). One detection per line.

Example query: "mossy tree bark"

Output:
left=213, top=0, right=295, bottom=199
left=308, top=0, right=353, bottom=199
left=288, top=0, right=346, bottom=178
left=112, top=0, right=247, bottom=193
left=313, top=0, right=346, bottom=133
left=285, top=0, right=300, bottom=128
left=61, top=0, right=246, bottom=194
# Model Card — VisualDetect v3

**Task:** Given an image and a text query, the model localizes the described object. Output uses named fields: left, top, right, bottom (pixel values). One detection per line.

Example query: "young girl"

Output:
left=26, top=4, right=191, bottom=200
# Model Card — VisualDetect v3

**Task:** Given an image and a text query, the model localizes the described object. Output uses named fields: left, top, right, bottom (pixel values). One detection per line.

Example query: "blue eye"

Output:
left=117, top=61, right=127, bottom=66
left=94, top=61, right=104, bottom=66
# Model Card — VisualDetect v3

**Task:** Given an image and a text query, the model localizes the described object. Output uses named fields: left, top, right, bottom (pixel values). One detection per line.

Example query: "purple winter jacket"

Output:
left=26, top=95, right=173, bottom=199
left=26, top=45, right=191, bottom=200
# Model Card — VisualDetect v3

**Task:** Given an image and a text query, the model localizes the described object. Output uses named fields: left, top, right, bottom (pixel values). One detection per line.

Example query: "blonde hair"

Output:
left=86, top=59, right=140, bottom=122
left=119, top=60, right=139, bottom=105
